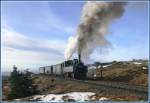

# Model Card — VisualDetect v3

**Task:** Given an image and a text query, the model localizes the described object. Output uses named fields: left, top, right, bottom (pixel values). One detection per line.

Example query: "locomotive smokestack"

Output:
left=78, top=54, right=81, bottom=63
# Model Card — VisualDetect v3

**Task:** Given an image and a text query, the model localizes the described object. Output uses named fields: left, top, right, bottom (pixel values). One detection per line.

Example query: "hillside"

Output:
left=95, top=60, right=148, bottom=87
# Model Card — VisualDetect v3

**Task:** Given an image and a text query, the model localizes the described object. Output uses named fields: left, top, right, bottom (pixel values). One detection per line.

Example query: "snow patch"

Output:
left=142, top=67, right=148, bottom=69
left=102, top=64, right=112, bottom=68
left=14, top=99, right=21, bottom=101
left=30, top=92, right=110, bottom=102
left=133, top=62, right=142, bottom=65
left=88, top=66, right=96, bottom=70
left=99, top=97, right=109, bottom=101
left=30, top=92, right=96, bottom=102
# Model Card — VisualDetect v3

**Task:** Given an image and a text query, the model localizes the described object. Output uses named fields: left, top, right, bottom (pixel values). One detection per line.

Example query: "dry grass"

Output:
left=33, top=75, right=91, bottom=94
left=96, top=62, right=148, bottom=86
left=130, top=73, right=148, bottom=87
left=31, top=74, right=148, bottom=101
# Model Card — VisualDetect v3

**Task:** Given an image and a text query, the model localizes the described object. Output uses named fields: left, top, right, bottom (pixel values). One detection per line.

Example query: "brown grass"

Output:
left=96, top=62, right=148, bottom=86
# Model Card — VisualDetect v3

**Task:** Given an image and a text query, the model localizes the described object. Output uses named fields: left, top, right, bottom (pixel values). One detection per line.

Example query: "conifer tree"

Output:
left=7, top=65, right=38, bottom=99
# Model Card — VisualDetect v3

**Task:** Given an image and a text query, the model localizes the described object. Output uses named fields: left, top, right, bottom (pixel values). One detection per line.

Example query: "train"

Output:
left=39, top=59, right=78, bottom=77
left=39, top=60, right=89, bottom=80
left=39, top=54, right=93, bottom=80
left=38, top=54, right=115, bottom=80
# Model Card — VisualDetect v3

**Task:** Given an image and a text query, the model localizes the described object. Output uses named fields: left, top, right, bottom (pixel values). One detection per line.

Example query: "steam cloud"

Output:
left=65, top=1, right=126, bottom=60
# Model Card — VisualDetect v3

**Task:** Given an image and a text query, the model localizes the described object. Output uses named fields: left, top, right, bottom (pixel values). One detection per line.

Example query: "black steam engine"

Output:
left=74, top=54, right=87, bottom=80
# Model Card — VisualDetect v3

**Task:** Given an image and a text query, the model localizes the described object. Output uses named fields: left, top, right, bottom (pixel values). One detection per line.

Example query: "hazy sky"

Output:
left=1, top=1, right=149, bottom=72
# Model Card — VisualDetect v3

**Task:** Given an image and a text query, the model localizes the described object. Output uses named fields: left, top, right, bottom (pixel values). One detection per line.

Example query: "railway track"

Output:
left=68, top=79, right=148, bottom=94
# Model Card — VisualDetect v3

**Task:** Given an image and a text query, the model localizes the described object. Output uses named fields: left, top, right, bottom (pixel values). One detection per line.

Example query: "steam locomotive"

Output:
left=39, top=55, right=88, bottom=80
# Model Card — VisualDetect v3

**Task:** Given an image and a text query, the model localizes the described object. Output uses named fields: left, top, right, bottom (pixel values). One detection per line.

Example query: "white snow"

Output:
left=14, top=99, right=21, bottom=101
left=31, top=92, right=95, bottom=102
left=94, top=74, right=97, bottom=77
left=142, top=67, right=148, bottom=69
left=88, top=64, right=112, bottom=70
left=88, top=66, right=96, bottom=70
left=102, top=64, right=112, bottom=68
left=30, top=92, right=110, bottom=102
left=99, top=97, right=109, bottom=101
left=133, top=62, right=142, bottom=65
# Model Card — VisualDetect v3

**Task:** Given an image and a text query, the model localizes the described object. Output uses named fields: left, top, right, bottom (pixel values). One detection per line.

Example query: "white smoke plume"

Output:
left=65, top=1, right=126, bottom=60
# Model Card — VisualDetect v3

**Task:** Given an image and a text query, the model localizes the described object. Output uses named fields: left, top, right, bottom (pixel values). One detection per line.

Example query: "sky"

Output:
left=1, top=1, right=149, bottom=72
